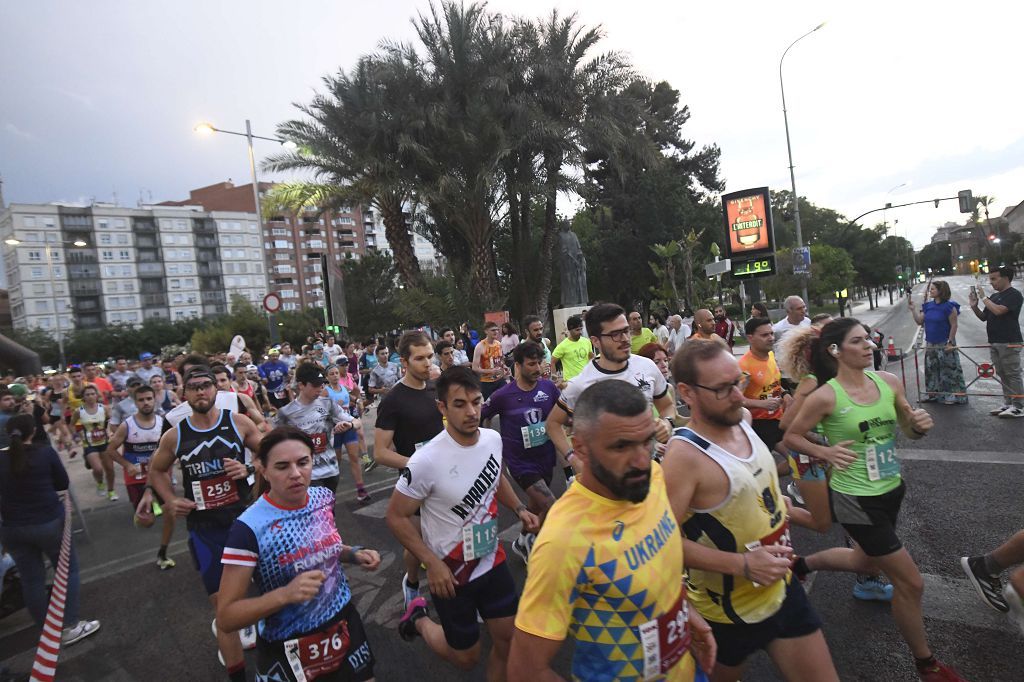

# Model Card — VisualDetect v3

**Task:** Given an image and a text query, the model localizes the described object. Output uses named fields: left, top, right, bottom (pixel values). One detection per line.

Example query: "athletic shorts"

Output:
left=786, top=451, right=829, bottom=482
left=431, top=561, right=518, bottom=650
left=82, top=445, right=106, bottom=468
left=479, top=379, right=506, bottom=401
left=255, top=600, right=375, bottom=682
left=511, top=469, right=553, bottom=493
left=312, top=476, right=340, bottom=494
left=830, top=481, right=906, bottom=557
left=188, top=524, right=232, bottom=595
left=334, top=428, right=360, bottom=448
left=751, top=419, right=784, bottom=452
left=127, top=483, right=147, bottom=510
left=707, top=578, right=821, bottom=668
left=268, top=392, right=289, bottom=410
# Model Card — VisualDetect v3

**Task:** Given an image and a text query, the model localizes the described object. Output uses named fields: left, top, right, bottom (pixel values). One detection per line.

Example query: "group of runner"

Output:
left=4, top=297, right=1022, bottom=681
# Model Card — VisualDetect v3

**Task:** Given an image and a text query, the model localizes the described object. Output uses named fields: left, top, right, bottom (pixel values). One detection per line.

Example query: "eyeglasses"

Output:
left=691, top=374, right=749, bottom=400
left=597, top=327, right=631, bottom=342
left=185, top=381, right=214, bottom=392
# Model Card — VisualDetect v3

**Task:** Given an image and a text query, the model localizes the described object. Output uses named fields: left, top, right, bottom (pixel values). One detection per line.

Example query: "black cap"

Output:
left=295, top=362, right=326, bottom=385
left=126, top=376, right=144, bottom=388
left=183, top=366, right=215, bottom=384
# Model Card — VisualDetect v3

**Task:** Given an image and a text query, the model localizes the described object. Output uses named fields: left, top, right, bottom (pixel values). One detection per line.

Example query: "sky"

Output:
left=2, top=0, right=1022, bottom=250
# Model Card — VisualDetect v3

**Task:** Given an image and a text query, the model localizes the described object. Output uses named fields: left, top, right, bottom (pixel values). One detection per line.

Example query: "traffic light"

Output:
left=958, top=189, right=974, bottom=213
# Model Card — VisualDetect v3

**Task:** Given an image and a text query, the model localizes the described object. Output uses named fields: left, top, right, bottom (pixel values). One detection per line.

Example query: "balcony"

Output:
left=69, top=264, right=100, bottom=279
left=143, top=307, right=168, bottom=320
left=140, top=280, right=163, bottom=294
left=142, top=293, right=168, bottom=307
left=133, top=219, right=157, bottom=232
left=60, top=214, right=92, bottom=231
left=201, top=290, right=226, bottom=303
left=70, top=282, right=101, bottom=296
left=203, top=303, right=227, bottom=315
left=137, top=248, right=160, bottom=262
left=67, top=251, right=97, bottom=264
left=192, top=218, right=217, bottom=233
left=195, top=235, right=218, bottom=248
left=196, top=250, right=217, bottom=262
left=74, top=296, right=101, bottom=311
left=199, top=276, right=222, bottom=291
left=135, top=234, right=158, bottom=248
left=198, top=262, right=222, bottom=276
left=77, top=313, right=103, bottom=329
left=137, top=262, right=164, bottom=277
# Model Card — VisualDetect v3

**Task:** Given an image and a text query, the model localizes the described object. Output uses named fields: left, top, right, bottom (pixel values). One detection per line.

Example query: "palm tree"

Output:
left=262, top=53, right=426, bottom=290
left=530, top=11, right=633, bottom=317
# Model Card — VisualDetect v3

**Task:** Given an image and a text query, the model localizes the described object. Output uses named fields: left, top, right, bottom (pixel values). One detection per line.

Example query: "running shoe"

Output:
left=960, top=555, right=1008, bottom=612
left=786, top=481, right=805, bottom=506
left=917, top=660, right=967, bottom=681
left=398, top=596, right=428, bottom=641
left=1005, top=582, right=1024, bottom=635
left=96, top=482, right=106, bottom=497
left=852, top=576, right=894, bottom=601
left=989, top=404, right=1012, bottom=415
left=62, top=619, right=101, bottom=646
left=998, top=406, right=1024, bottom=418
left=156, top=556, right=176, bottom=570
left=362, top=455, right=378, bottom=473
left=107, top=490, right=119, bottom=502
left=511, top=536, right=530, bottom=563
left=356, top=490, right=372, bottom=504
left=401, top=573, right=421, bottom=609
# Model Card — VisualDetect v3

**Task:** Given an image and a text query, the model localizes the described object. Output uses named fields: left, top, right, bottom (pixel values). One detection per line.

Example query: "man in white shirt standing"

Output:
left=771, top=295, right=811, bottom=389
left=666, top=314, right=691, bottom=355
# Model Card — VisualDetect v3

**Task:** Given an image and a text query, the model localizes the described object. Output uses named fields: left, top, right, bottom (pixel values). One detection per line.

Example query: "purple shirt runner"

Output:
left=481, top=378, right=560, bottom=479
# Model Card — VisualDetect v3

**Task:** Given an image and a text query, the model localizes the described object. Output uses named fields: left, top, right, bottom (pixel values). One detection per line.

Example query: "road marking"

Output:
left=900, top=448, right=1023, bottom=465
left=353, top=498, right=391, bottom=518
left=338, top=474, right=398, bottom=498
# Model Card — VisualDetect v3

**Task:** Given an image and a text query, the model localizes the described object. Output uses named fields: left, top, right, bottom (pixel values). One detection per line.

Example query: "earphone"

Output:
left=829, top=344, right=839, bottom=357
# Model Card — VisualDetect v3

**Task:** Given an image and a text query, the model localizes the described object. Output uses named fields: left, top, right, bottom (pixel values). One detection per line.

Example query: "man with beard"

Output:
left=690, top=309, right=726, bottom=345
left=713, top=305, right=736, bottom=350
left=660, top=340, right=837, bottom=682
left=388, top=366, right=539, bottom=680
left=522, top=315, right=552, bottom=369
left=108, top=356, right=135, bottom=401
left=546, top=303, right=678, bottom=481
left=481, top=341, right=560, bottom=562
left=551, top=314, right=592, bottom=382
left=103, top=384, right=175, bottom=569
left=374, top=331, right=443, bottom=607
left=509, top=381, right=714, bottom=682
left=147, top=366, right=264, bottom=681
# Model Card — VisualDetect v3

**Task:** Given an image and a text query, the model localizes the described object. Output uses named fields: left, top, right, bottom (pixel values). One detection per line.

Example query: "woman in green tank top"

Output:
left=782, top=318, right=967, bottom=680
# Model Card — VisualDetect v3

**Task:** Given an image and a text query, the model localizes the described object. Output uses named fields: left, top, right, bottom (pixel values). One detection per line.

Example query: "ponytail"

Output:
left=6, top=413, right=36, bottom=476
left=809, top=318, right=863, bottom=386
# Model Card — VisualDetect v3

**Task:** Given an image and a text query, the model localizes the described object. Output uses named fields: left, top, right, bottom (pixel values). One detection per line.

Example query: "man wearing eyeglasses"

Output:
left=546, top=303, right=679, bottom=479
left=147, top=365, right=265, bottom=681
left=661, top=339, right=836, bottom=682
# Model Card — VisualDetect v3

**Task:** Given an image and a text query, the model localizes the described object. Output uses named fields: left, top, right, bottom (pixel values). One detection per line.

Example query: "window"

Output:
left=98, top=220, right=109, bottom=229
left=52, top=266, right=64, bottom=278
left=27, top=250, right=42, bottom=261
left=121, top=265, right=133, bottom=277
left=172, top=293, right=184, bottom=304
left=118, top=250, right=130, bottom=260
left=274, top=253, right=290, bottom=261
left=273, top=240, right=290, bottom=249
left=34, top=300, right=49, bottom=313
left=162, top=235, right=175, bottom=245
left=30, top=267, right=43, bottom=279
left=32, top=283, right=46, bottom=295
left=272, top=228, right=289, bottom=237
left=247, top=223, right=258, bottom=233
left=175, top=220, right=187, bottom=229
left=184, top=278, right=196, bottom=288
left=167, top=263, right=179, bottom=274
left=110, top=312, right=122, bottom=323
left=181, top=264, right=194, bottom=274
left=43, top=217, right=55, bottom=228
left=114, top=219, right=126, bottom=228
left=99, top=234, right=113, bottom=245
left=116, top=234, right=129, bottom=245
left=170, top=278, right=181, bottom=289
left=101, top=250, right=114, bottom=261
left=124, top=312, right=138, bottom=322
left=22, top=216, right=36, bottom=227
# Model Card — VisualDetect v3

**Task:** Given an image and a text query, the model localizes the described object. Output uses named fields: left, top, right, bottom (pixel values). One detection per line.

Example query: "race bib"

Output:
left=520, top=422, right=549, bottom=449
left=638, top=589, right=690, bottom=680
left=191, top=472, right=240, bottom=511
left=284, top=619, right=350, bottom=682
left=310, top=432, right=329, bottom=454
left=461, top=517, right=498, bottom=561
left=745, top=520, right=791, bottom=552
left=131, top=458, right=150, bottom=483
left=88, top=428, right=107, bottom=444
left=865, top=439, right=899, bottom=481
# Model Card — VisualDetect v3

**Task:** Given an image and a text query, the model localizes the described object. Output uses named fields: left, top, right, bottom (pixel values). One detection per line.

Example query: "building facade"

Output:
left=0, top=202, right=266, bottom=332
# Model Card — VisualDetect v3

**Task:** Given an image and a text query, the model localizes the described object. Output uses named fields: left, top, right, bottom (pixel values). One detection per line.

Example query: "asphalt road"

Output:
left=2, top=277, right=1021, bottom=680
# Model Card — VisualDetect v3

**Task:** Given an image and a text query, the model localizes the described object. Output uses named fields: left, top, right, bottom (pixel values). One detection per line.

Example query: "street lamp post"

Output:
left=5, top=237, right=87, bottom=369
left=194, top=120, right=296, bottom=342
left=780, top=22, right=825, bottom=305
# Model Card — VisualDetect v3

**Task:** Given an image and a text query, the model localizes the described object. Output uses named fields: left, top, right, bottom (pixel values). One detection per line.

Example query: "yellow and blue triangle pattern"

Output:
left=516, top=463, right=695, bottom=681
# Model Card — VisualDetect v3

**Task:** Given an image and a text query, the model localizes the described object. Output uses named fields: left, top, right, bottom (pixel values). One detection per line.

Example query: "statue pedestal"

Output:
left=553, top=306, right=590, bottom=340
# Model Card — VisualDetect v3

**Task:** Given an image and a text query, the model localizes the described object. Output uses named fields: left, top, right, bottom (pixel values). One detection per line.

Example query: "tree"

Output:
left=264, top=52, right=426, bottom=289
left=918, top=240, right=953, bottom=274
left=648, top=240, right=683, bottom=311
left=338, top=252, right=399, bottom=339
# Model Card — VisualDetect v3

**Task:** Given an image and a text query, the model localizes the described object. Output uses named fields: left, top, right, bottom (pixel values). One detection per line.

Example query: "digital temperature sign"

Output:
left=731, top=255, right=776, bottom=279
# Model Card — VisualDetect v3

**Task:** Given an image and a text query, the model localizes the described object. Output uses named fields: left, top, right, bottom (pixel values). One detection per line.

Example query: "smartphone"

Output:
left=970, top=285, right=977, bottom=296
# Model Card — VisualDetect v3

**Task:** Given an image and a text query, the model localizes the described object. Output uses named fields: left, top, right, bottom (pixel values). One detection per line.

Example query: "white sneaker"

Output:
left=787, top=482, right=805, bottom=506
left=998, top=406, right=1024, bottom=418
left=62, top=619, right=100, bottom=646
left=240, top=624, right=257, bottom=649
left=990, top=404, right=1012, bottom=415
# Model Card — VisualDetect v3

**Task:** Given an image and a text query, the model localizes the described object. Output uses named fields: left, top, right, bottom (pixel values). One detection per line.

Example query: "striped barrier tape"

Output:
left=29, top=493, right=72, bottom=682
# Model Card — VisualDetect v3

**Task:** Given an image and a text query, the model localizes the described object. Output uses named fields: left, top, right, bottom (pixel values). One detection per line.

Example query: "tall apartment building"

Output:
left=165, top=181, right=442, bottom=311
left=0, top=202, right=267, bottom=332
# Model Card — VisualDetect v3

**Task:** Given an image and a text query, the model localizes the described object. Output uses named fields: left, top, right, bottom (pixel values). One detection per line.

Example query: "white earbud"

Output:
left=829, top=344, right=839, bottom=357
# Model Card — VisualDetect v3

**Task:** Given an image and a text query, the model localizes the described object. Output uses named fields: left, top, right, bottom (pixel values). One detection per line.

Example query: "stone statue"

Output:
left=558, top=223, right=589, bottom=307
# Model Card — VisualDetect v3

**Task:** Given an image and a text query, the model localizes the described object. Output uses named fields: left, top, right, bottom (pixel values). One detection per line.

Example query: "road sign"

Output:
left=704, top=258, right=731, bottom=277
left=793, top=246, right=811, bottom=275
left=262, top=292, right=282, bottom=314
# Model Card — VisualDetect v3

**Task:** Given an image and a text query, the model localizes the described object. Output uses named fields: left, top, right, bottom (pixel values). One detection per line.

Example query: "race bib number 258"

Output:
left=191, top=473, right=239, bottom=511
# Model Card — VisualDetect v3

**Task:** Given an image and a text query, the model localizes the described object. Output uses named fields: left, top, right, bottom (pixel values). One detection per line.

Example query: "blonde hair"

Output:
left=776, top=325, right=818, bottom=381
